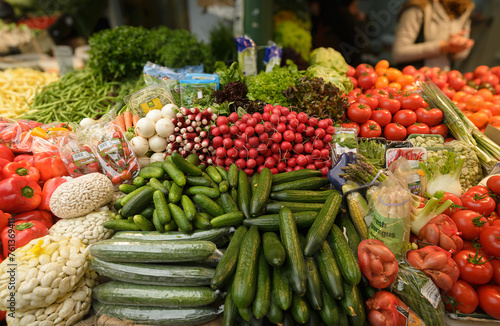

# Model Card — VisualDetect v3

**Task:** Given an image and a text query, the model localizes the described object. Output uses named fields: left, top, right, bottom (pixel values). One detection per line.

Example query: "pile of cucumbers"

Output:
left=90, top=228, right=232, bottom=325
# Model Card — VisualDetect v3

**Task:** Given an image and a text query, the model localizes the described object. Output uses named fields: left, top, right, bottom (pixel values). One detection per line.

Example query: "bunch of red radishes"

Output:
left=207, top=104, right=334, bottom=176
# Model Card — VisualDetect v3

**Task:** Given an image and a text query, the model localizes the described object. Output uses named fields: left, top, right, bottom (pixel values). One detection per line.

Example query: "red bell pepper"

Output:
left=0, top=177, right=42, bottom=214
left=15, top=210, right=53, bottom=229
left=0, top=144, right=14, bottom=162
left=3, top=161, right=40, bottom=183
left=0, top=210, right=9, bottom=234
left=1, top=220, right=48, bottom=257
left=34, top=152, right=69, bottom=181
left=0, top=158, right=10, bottom=180
left=14, top=154, right=34, bottom=165
left=38, top=176, right=70, bottom=211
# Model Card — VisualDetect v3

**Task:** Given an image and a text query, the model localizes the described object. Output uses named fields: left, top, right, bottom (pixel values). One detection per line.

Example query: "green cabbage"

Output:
left=309, top=47, right=349, bottom=75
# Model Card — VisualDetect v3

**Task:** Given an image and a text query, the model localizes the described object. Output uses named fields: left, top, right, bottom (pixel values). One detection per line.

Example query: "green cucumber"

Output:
left=193, top=194, right=224, bottom=217
left=90, top=257, right=215, bottom=286
left=278, top=207, right=307, bottom=296
left=270, top=177, right=330, bottom=192
left=164, top=219, right=178, bottom=231
left=243, top=211, right=318, bottom=231
left=238, top=306, right=252, bottom=322
left=193, top=213, right=211, bottom=230
left=210, top=211, right=244, bottom=228
left=271, top=169, right=323, bottom=185
left=121, top=186, right=155, bottom=217
left=149, top=178, right=169, bottom=195
left=291, top=292, right=310, bottom=324
left=114, top=197, right=124, bottom=210
left=148, top=161, right=167, bottom=168
left=232, top=225, right=260, bottom=309
left=171, top=152, right=203, bottom=176
left=113, top=228, right=231, bottom=242
left=265, top=202, right=324, bottom=213
left=163, top=161, right=186, bottom=186
left=133, top=176, right=147, bottom=187
left=220, top=192, right=238, bottom=214
left=163, top=180, right=172, bottom=192
left=104, top=219, right=141, bottom=231
left=329, top=224, right=361, bottom=285
left=119, top=184, right=136, bottom=194
left=219, top=180, right=229, bottom=193
left=306, top=310, right=322, bottom=326
left=133, top=215, right=155, bottom=231
left=238, top=170, right=251, bottom=219
left=186, top=186, right=220, bottom=198
left=153, top=190, right=171, bottom=225
left=340, top=282, right=365, bottom=326
left=197, top=163, right=206, bottom=171
left=90, top=239, right=215, bottom=263
left=315, top=241, right=343, bottom=300
left=339, top=308, right=349, bottom=326
left=223, top=291, right=238, bottom=326
left=319, top=286, right=340, bottom=325
left=206, top=165, right=222, bottom=183
left=216, top=166, right=228, bottom=181
left=152, top=210, right=165, bottom=233
left=93, top=281, right=217, bottom=307
left=186, top=153, right=199, bottom=166
left=305, top=257, right=323, bottom=311
left=211, top=226, right=248, bottom=290
left=283, top=312, right=295, bottom=326
left=250, top=168, right=272, bottom=217
left=253, top=250, right=271, bottom=319
left=168, top=203, right=193, bottom=233
left=168, top=182, right=184, bottom=203
left=273, top=266, right=292, bottom=311
left=120, top=185, right=149, bottom=207
left=92, top=301, right=220, bottom=326
left=139, top=165, right=165, bottom=180
left=228, top=164, right=238, bottom=188
left=337, top=212, right=361, bottom=259
left=303, top=191, right=342, bottom=257
left=266, top=295, right=283, bottom=324
left=270, top=190, right=334, bottom=203
left=139, top=207, right=154, bottom=219
left=181, top=195, right=197, bottom=221
left=185, top=175, right=212, bottom=187
left=230, top=187, right=238, bottom=202
left=262, top=232, right=286, bottom=267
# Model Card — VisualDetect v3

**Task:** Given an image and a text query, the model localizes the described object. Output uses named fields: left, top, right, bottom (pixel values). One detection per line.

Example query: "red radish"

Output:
left=241, top=114, right=250, bottom=123
left=236, top=158, right=246, bottom=169
left=297, top=123, right=306, bottom=133
left=257, top=143, right=268, bottom=154
left=314, top=160, right=325, bottom=169
left=238, top=149, right=247, bottom=158
left=252, top=112, right=262, bottom=123
left=286, top=167, right=293, bottom=172
left=262, top=112, right=271, bottom=121
left=312, top=149, right=321, bottom=159
left=293, top=143, right=304, bottom=154
left=288, top=158, right=297, bottom=167
left=248, top=148, right=258, bottom=159
left=277, top=162, right=287, bottom=171
left=295, top=133, right=303, bottom=143
left=313, top=139, right=324, bottom=149
left=271, top=143, right=281, bottom=153
left=283, top=151, right=292, bottom=159
left=289, top=118, right=299, bottom=129
left=315, top=128, right=326, bottom=139
left=244, top=169, right=254, bottom=176
left=281, top=107, right=290, bottom=115
left=247, top=159, right=257, bottom=169
left=216, top=147, right=226, bottom=158
left=223, top=138, right=233, bottom=148
left=248, top=136, right=260, bottom=147
left=265, top=157, right=276, bottom=168
left=270, top=168, right=279, bottom=174
left=216, top=116, right=228, bottom=126
left=272, top=153, right=281, bottom=163
left=325, top=160, right=332, bottom=168
left=297, top=155, right=308, bottom=166
left=270, top=114, right=279, bottom=125
left=224, top=157, right=234, bottom=166
left=211, top=127, right=221, bottom=136
left=234, top=139, right=245, bottom=150
left=294, top=166, right=304, bottom=170
left=213, top=136, right=223, bottom=147
left=265, top=149, right=273, bottom=157
left=259, top=133, right=269, bottom=142
left=245, top=126, right=255, bottom=136
left=219, top=124, right=229, bottom=134
left=227, top=148, right=238, bottom=158
left=306, top=155, right=314, bottom=164
left=321, top=149, right=330, bottom=159
left=230, top=126, right=239, bottom=135
left=308, top=117, right=318, bottom=127
left=272, top=108, right=281, bottom=116
left=323, top=134, right=333, bottom=143
left=283, top=130, right=295, bottom=142
left=264, top=104, right=273, bottom=113
left=304, top=142, right=313, bottom=153
left=263, top=122, right=273, bottom=132
left=240, top=133, right=248, bottom=143
left=255, top=124, right=264, bottom=134
left=281, top=141, right=292, bottom=151
left=272, top=133, right=283, bottom=143
left=276, top=123, right=286, bottom=133
left=325, top=125, right=335, bottom=135
left=257, top=165, right=266, bottom=173
left=306, top=164, right=316, bottom=170
left=318, top=120, right=328, bottom=129
left=321, top=167, right=329, bottom=175
left=256, top=156, right=265, bottom=165
left=247, top=118, right=257, bottom=127
left=238, top=123, right=247, bottom=133
left=229, top=112, right=239, bottom=122
left=297, top=112, right=308, bottom=123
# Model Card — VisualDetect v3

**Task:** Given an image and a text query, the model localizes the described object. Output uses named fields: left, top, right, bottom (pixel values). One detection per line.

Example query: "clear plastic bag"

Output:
left=367, top=158, right=412, bottom=257
left=124, top=84, right=176, bottom=117
left=57, top=132, right=101, bottom=177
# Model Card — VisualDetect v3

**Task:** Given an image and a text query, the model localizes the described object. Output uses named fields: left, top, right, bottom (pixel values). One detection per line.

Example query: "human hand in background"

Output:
left=440, top=30, right=474, bottom=54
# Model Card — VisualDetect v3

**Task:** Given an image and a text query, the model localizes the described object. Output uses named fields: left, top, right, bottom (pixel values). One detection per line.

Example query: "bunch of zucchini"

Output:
left=90, top=228, right=232, bottom=325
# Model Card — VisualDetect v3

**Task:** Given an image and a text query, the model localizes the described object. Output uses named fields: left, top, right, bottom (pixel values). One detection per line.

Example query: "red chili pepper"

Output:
left=3, top=161, right=40, bottom=183
left=14, top=154, right=34, bottom=165
left=38, top=177, right=69, bottom=211
left=0, top=177, right=42, bottom=214
left=14, top=210, right=53, bottom=229
left=33, top=152, right=69, bottom=181
left=1, top=220, right=48, bottom=257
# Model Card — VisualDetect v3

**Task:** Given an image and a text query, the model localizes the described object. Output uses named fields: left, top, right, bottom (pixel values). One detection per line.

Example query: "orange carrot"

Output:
left=123, top=111, right=133, bottom=130
left=132, top=114, right=139, bottom=127
left=115, top=114, right=126, bottom=131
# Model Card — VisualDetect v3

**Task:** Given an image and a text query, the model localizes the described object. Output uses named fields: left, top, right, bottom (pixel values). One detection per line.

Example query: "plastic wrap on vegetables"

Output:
left=263, top=41, right=282, bottom=73
left=235, top=35, right=257, bottom=77
left=179, top=73, right=220, bottom=108
left=367, top=158, right=412, bottom=257
left=328, top=152, right=356, bottom=192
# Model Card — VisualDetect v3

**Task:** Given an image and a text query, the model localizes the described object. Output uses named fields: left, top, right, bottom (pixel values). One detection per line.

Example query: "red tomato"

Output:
left=355, top=63, right=375, bottom=78
left=384, top=123, right=407, bottom=141
left=461, top=189, right=496, bottom=215
left=358, top=94, right=379, bottom=110
left=402, top=65, right=417, bottom=75
left=462, top=240, right=492, bottom=260
left=453, top=250, right=493, bottom=285
left=347, top=102, right=372, bottom=124
left=430, top=124, right=448, bottom=138
left=490, top=259, right=500, bottom=285
left=440, top=192, right=463, bottom=217
left=360, top=120, right=382, bottom=138
left=444, top=280, right=479, bottom=314
left=477, top=285, right=500, bottom=319
left=487, top=176, right=500, bottom=196
left=370, top=109, right=392, bottom=127
left=392, top=109, right=417, bottom=127
left=400, top=93, right=428, bottom=110
left=480, top=226, right=500, bottom=258
left=407, top=123, right=430, bottom=135
left=449, top=76, right=467, bottom=91
left=358, top=71, right=378, bottom=90
left=415, top=107, right=443, bottom=127
left=347, top=65, right=356, bottom=77
left=452, top=210, right=490, bottom=240
left=378, top=97, right=401, bottom=115
left=474, top=65, right=490, bottom=78
left=340, top=122, right=360, bottom=136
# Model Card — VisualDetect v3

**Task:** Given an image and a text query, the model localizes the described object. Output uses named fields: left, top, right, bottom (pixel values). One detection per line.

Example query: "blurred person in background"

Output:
left=392, top=0, right=475, bottom=70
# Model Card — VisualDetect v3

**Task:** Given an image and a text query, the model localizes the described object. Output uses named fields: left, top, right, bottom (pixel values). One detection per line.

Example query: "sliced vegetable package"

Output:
left=57, top=132, right=102, bottom=177
left=236, top=35, right=257, bottom=77
left=179, top=73, right=219, bottom=108
left=143, top=61, right=183, bottom=87
left=333, top=127, right=358, bottom=159
left=367, top=158, right=412, bottom=257
left=390, top=259, right=445, bottom=326
left=124, top=83, right=176, bottom=117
